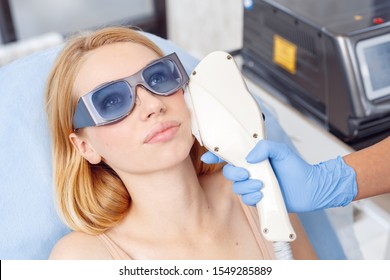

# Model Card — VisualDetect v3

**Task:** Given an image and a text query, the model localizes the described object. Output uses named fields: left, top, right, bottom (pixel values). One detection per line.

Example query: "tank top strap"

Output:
left=97, top=233, right=133, bottom=260
left=239, top=200, right=276, bottom=259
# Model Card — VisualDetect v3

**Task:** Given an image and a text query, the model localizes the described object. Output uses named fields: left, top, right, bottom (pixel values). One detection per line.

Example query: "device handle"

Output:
left=241, top=159, right=296, bottom=242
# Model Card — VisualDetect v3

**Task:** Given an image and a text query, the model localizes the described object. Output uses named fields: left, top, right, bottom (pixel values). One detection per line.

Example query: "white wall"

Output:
left=8, top=0, right=153, bottom=40
left=166, top=0, right=243, bottom=59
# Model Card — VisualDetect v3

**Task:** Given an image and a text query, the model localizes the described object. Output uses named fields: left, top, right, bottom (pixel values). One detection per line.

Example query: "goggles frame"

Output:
left=73, top=52, right=189, bottom=130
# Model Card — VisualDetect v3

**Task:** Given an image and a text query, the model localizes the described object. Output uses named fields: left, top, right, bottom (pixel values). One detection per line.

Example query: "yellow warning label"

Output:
left=273, top=35, right=297, bottom=74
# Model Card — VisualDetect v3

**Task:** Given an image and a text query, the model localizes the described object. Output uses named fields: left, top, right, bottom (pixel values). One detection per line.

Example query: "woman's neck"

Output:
left=114, top=156, right=212, bottom=238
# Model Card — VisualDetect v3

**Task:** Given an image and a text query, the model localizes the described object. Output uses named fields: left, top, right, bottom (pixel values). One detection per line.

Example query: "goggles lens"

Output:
left=73, top=53, right=188, bottom=129
left=143, top=59, right=182, bottom=93
left=92, top=81, right=133, bottom=120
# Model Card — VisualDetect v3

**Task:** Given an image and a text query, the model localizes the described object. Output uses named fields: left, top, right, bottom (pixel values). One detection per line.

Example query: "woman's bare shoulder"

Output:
left=49, top=231, right=112, bottom=260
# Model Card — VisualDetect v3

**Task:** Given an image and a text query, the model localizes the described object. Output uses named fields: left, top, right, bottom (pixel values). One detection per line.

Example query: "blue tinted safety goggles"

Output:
left=73, top=52, right=189, bottom=130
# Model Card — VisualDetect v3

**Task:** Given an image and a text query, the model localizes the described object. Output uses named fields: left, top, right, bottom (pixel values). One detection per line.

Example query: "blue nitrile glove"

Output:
left=201, top=152, right=264, bottom=206
left=201, top=140, right=358, bottom=212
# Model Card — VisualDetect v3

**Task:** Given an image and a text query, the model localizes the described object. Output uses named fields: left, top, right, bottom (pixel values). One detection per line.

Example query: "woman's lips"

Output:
left=144, top=121, right=181, bottom=144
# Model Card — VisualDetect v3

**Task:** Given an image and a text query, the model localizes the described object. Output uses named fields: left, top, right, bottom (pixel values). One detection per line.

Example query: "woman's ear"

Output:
left=69, top=132, right=102, bottom=164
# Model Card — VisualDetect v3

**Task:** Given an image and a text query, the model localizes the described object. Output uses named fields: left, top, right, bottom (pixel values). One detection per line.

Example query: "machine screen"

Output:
left=364, top=42, right=390, bottom=91
left=357, top=34, right=390, bottom=101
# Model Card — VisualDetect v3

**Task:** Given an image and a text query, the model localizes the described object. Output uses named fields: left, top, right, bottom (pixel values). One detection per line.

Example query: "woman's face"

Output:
left=71, top=42, right=194, bottom=175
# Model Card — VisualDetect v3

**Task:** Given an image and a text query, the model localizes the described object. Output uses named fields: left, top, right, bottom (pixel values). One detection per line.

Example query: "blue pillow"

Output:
left=0, top=31, right=347, bottom=259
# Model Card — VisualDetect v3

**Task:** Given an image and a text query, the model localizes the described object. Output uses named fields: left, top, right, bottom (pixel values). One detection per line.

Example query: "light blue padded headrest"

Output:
left=0, top=31, right=347, bottom=259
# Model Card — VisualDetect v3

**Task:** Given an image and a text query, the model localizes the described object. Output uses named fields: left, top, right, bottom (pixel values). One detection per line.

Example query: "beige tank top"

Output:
left=97, top=201, right=275, bottom=260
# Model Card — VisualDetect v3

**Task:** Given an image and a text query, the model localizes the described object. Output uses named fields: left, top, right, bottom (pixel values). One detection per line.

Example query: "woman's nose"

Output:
left=136, top=87, right=167, bottom=120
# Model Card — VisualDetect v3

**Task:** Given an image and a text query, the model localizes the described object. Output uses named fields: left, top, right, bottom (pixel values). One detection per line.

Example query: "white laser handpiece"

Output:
left=184, top=51, right=296, bottom=251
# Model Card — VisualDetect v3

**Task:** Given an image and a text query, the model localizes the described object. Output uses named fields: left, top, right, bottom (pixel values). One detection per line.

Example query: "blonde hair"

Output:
left=45, top=27, right=224, bottom=235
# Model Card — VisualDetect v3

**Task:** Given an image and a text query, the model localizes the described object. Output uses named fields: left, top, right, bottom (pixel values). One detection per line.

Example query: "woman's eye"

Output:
left=149, top=72, right=168, bottom=87
left=102, top=94, right=122, bottom=110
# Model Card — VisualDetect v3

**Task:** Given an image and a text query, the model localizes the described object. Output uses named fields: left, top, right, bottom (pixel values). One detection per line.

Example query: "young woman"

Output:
left=45, top=26, right=316, bottom=260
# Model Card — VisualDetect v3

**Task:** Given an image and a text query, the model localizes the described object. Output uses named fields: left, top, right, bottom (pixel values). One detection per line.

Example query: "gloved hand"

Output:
left=201, top=140, right=358, bottom=212
left=201, top=152, right=264, bottom=206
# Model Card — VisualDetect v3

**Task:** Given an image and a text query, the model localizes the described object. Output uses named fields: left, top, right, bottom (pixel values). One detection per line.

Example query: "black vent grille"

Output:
left=265, top=16, right=317, bottom=55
